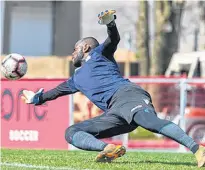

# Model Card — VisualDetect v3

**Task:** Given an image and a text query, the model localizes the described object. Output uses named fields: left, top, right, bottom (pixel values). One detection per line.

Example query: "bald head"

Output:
left=72, top=37, right=99, bottom=67
left=75, top=37, right=99, bottom=50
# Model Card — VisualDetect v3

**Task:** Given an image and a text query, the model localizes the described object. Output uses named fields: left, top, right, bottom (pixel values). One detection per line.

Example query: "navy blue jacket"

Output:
left=39, top=22, right=131, bottom=111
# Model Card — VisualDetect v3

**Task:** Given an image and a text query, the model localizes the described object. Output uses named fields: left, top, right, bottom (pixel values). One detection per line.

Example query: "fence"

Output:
left=1, top=77, right=205, bottom=152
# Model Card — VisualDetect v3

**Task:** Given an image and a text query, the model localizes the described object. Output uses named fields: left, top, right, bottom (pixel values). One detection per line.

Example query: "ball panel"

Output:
left=2, top=57, right=18, bottom=75
left=1, top=54, right=12, bottom=64
left=11, top=53, right=25, bottom=61
left=17, top=62, right=28, bottom=77
left=7, top=72, right=19, bottom=80
left=1, top=64, right=19, bottom=80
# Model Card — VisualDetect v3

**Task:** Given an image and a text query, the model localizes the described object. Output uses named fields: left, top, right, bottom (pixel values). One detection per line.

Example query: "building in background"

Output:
left=2, top=1, right=81, bottom=56
left=1, top=1, right=205, bottom=57
left=1, top=1, right=139, bottom=57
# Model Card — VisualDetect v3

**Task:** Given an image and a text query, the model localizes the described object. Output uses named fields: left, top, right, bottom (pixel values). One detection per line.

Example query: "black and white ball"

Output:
left=1, top=53, right=28, bottom=80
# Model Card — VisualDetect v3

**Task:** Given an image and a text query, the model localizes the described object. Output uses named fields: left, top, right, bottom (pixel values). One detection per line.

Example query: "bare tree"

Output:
left=151, top=0, right=185, bottom=75
left=136, top=1, right=150, bottom=76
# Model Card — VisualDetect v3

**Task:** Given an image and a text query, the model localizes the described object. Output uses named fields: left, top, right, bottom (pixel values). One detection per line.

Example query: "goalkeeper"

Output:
left=22, top=10, right=205, bottom=167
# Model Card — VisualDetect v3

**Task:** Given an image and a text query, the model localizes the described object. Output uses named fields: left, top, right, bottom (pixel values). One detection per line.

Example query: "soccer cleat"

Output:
left=195, top=145, right=205, bottom=168
left=95, top=144, right=126, bottom=163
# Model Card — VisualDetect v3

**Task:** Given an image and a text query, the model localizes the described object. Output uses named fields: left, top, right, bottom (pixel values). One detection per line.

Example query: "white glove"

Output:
left=21, top=88, right=44, bottom=105
left=98, top=10, right=116, bottom=25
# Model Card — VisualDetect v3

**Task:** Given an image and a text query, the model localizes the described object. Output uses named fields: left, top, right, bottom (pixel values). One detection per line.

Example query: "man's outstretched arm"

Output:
left=37, top=80, right=78, bottom=105
left=22, top=77, right=78, bottom=105
left=98, top=10, right=120, bottom=58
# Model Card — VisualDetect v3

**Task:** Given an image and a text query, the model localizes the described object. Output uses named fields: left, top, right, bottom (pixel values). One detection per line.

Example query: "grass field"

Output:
left=1, top=149, right=202, bottom=170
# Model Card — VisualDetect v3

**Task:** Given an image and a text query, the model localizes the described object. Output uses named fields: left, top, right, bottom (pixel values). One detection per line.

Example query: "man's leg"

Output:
left=65, top=114, right=108, bottom=151
left=65, top=113, right=136, bottom=162
left=133, top=108, right=205, bottom=167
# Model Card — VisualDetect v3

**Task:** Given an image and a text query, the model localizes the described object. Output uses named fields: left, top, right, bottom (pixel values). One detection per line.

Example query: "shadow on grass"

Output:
left=113, top=160, right=196, bottom=167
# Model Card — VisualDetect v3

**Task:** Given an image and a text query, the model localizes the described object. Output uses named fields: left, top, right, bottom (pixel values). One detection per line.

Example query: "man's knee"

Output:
left=65, top=125, right=82, bottom=144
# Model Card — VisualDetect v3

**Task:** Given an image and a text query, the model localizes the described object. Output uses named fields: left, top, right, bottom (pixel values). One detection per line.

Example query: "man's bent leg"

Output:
left=65, top=114, right=136, bottom=162
left=65, top=125, right=107, bottom=151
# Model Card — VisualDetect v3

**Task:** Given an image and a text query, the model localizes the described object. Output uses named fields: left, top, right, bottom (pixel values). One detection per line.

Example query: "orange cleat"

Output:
left=95, top=144, right=126, bottom=163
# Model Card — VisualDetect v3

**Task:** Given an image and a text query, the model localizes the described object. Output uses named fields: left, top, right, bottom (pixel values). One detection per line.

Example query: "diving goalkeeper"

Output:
left=21, top=10, right=205, bottom=168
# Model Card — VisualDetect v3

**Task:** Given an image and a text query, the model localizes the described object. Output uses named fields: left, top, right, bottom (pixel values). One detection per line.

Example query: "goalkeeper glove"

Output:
left=98, top=10, right=116, bottom=25
left=21, top=88, right=44, bottom=105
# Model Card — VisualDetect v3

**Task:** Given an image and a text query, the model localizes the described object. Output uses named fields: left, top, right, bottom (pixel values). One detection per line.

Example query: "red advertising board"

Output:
left=1, top=79, right=70, bottom=150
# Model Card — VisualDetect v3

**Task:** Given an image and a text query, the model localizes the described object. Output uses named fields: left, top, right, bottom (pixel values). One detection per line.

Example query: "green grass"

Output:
left=129, top=127, right=159, bottom=139
left=1, top=148, right=201, bottom=170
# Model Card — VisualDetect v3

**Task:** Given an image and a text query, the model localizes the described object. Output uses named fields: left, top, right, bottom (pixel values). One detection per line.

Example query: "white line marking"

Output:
left=0, top=162, right=94, bottom=170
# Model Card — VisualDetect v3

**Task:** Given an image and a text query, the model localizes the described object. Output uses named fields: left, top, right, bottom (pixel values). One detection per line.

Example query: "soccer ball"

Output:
left=1, top=53, right=28, bottom=80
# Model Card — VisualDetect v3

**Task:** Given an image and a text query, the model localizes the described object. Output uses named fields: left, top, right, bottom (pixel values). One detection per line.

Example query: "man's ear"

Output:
left=83, top=44, right=91, bottom=53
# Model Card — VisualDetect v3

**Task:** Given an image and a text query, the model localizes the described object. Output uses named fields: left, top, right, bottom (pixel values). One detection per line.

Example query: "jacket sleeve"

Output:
left=102, top=21, right=120, bottom=59
left=38, top=77, right=78, bottom=104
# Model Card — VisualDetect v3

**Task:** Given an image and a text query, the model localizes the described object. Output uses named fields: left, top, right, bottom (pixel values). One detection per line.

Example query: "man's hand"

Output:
left=21, top=88, right=44, bottom=105
left=98, top=10, right=116, bottom=25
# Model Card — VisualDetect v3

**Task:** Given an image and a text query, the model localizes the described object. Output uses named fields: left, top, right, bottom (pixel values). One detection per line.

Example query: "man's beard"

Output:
left=73, top=48, right=84, bottom=68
